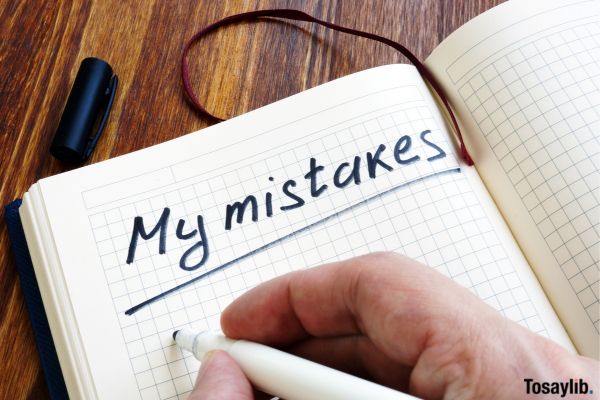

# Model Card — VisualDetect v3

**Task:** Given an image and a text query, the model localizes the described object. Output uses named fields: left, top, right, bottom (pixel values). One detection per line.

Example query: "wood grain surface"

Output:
left=0, top=1, right=503, bottom=398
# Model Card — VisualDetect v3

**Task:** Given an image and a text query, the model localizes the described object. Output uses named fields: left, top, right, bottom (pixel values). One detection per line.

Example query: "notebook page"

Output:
left=27, top=64, right=572, bottom=399
left=425, top=0, right=599, bottom=358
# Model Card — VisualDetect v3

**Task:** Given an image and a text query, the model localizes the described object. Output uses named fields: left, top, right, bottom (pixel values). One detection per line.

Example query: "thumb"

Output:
left=189, top=350, right=254, bottom=400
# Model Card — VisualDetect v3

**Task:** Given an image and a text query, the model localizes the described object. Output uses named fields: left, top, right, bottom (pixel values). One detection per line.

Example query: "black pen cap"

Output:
left=50, top=57, right=118, bottom=163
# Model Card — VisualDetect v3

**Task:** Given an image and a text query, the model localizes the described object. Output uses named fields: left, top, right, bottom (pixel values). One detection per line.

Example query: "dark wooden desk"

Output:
left=0, top=1, right=502, bottom=397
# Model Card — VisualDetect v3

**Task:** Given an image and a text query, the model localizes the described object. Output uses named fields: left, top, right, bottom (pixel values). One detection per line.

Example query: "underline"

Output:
left=125, top=166, right=461, bottom=315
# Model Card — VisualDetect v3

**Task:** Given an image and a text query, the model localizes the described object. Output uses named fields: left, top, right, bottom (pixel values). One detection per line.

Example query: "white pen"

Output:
left=173, top=329, right=420, bottom=400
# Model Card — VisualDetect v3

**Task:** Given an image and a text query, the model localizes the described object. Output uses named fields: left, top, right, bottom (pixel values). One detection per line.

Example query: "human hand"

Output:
left=189, top=252, right=598, bottom=399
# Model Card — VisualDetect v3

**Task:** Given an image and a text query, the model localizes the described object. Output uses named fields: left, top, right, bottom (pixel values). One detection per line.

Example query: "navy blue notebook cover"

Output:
left=5, top=199, right=70, bottom=400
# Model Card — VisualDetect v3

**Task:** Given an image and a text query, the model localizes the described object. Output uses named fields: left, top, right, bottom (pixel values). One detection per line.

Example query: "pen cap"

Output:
left=50, top=57, right=117, bottom=163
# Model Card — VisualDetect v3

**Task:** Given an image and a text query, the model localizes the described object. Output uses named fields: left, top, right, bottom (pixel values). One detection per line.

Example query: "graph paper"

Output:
left=85, top=98, right=551, bottom=399
left=423, top=0, right=599, bottom=359
left=455, top=15, right=599, bottom=331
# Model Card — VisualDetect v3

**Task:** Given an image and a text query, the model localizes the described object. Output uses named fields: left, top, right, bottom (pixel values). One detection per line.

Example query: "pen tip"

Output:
left=172, top=330, right=179, bottom=341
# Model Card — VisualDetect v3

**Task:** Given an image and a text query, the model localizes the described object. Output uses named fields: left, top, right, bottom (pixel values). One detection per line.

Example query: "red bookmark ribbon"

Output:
left=182, top=9, right=474, bottom=166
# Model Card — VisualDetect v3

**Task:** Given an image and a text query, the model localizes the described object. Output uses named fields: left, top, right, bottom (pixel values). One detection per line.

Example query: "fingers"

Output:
left=189, top=350, right=253, bottom=400
left=221, top=257, right=364, bottom=345
left=287, top=335, right=412, bottom=392
left=222, top=252, right=491, bottom=366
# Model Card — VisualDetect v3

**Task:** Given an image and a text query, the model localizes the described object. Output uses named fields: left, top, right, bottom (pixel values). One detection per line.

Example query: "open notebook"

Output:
left=15, top=0, right=598, bottom=398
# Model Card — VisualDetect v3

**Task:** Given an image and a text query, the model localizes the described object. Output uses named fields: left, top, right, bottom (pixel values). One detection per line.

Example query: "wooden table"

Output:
left=0, top=1, right=503, bottom=397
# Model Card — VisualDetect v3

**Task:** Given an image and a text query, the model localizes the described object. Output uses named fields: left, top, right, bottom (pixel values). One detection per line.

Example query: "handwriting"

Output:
left=223, top=129, right=445, bottom=230
left=126, top=209, right=209, bottom=271
left=124, top=166, right=461, bottom=315
left=125, top=129, right=449, bottom=311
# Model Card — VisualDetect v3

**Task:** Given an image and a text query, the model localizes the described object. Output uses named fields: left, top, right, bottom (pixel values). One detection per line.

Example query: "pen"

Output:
left=173, top=329, right=420, bottom=400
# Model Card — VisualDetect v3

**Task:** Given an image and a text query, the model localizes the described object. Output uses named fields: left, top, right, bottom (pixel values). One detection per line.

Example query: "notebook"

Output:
left=12, top=0, right=599, bottom=398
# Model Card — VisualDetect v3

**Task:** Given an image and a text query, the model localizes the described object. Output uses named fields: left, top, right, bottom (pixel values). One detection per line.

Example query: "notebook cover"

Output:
left=5, top=199, right=69, bottom=400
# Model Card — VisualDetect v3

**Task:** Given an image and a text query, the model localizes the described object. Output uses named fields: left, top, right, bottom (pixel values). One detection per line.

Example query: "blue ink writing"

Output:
left=304, top=157, right=328, bottom=198
left=420, top=129, right=446, bottom=161
left=366, top=144, right=394, bottom=178
left=127, top=208, right=209, bottom=271
left=126, top=207, right=170, bottom=264
left=125, top=129, right=450, bottom=313
left=394, top=135, right=420, bottom=164
left=280, top=179, right=305, bottom=211
left=124, top=167, right=460, bottom=315
left=224, top=195, right=258, bottom=230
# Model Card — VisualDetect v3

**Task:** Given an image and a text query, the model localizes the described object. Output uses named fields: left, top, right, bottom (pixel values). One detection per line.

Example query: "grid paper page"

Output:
left=424, top=0, right=600, bottom=357
left=456, top=17, right=600, bottom=331
left=85, top=100, right=552, bottom=399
